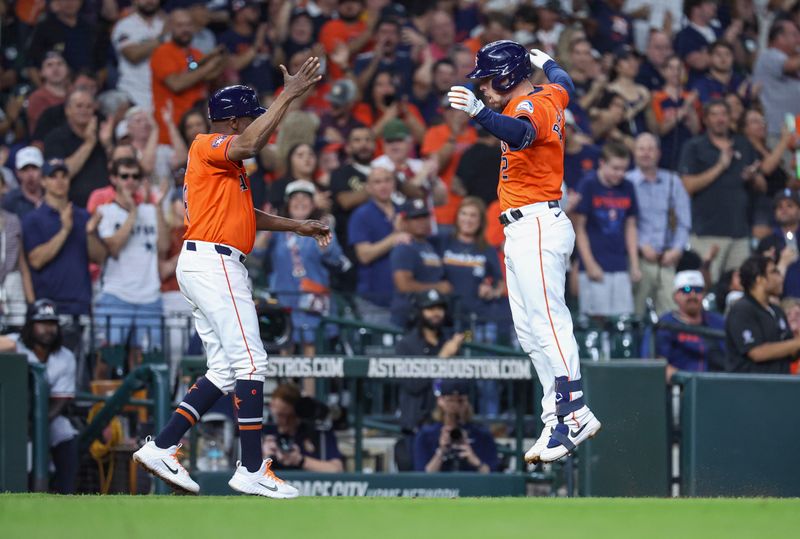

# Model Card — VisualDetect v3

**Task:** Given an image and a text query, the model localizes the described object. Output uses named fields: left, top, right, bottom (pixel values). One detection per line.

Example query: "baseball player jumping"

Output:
left=133, top=57, right=328, bottom=497
left=448, top=41, right=601, bottom=463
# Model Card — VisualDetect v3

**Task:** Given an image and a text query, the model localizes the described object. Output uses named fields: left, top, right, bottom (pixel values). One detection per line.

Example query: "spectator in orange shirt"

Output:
left=421, top=98, right=477, bottom=231
left=150, top=9, right=225, bottom=145
left=319, top=0, right=374, bottom=79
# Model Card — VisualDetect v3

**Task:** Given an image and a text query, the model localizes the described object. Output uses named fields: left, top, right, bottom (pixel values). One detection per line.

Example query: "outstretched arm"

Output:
left=254, top=209, right=331, bottom=247
left=530, top=49, right=575, bottom=98
left=448, top=86, right=535, bottom=150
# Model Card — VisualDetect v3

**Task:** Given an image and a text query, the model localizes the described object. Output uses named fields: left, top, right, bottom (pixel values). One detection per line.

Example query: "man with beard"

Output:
left=150, top=8, right=226, bottom=145
left=112, top=0, right=167, bottom=108
left=394, top=290, right=465, bottom=469
left=656, top=270, right=726, bottom=382
left=0, top=300, right=80, bottom=493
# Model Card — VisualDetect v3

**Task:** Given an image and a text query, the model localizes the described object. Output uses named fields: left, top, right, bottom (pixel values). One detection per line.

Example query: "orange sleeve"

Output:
left=199, top=134, right=237, bottom=165
left=421, top=126, right=447, bottom=157
left=319, top=21, right=344, bottom=54
left=352, top=103, right=373, bottom=127
left=150, top=46, right=183, bottom=82
left=406, top=103, right=426, bottom=127
left=651, top=92, right=665, bottom=125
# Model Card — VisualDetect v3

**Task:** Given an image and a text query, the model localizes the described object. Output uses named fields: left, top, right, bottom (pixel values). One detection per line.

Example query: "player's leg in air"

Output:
left=134, top=247, right=298, bottom=498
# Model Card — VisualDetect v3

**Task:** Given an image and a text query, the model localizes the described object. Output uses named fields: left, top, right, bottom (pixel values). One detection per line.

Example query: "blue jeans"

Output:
left=95, top=293, right=163, bottom=352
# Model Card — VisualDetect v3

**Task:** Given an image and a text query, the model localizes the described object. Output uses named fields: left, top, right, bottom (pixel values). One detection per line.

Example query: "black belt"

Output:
left=186, top=241, right=246, bottom=263
left=499, top=201, right=560, bottom=226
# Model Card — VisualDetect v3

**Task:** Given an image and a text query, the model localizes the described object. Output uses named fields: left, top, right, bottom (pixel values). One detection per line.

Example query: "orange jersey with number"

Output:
left=183, top=133, right=256, bottom=254
left=498, top=84, right=569, bottom=211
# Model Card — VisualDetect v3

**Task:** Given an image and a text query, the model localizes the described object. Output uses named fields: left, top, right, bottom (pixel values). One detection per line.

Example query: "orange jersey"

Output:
left=498, top=84, right=569, bottom=211
left=183, top=133, right=256, bottom=254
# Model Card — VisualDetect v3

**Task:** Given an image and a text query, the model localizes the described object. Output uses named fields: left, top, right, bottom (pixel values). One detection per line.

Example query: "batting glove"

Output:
left=529, top=49, right=553, bottom=70
left=448, top=86, right=485, bottom=118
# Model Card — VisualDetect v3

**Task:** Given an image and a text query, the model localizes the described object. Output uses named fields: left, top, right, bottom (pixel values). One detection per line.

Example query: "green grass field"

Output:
left=2, top=495, right=800, bottom=539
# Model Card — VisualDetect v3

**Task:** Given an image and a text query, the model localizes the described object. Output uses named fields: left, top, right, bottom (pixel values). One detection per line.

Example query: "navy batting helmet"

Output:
left=208, top=85, right=267, bottom=121
left=467, top=40, right=533, bottom=92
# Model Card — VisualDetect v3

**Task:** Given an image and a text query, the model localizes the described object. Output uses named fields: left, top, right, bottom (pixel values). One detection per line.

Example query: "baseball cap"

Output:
left=382, top=119, right=410, bottom=142
left=433, top=379, right=471, bottom=397
left=415, top=289, right=448, bottom=310
left=774, top=188, right=800, bottom=206
left=401, top=198, right=430, bottom=219
left=284, top=179, right=316, bottom=199
left=27, top=299, right=59, bottom=322
left=326, top=79, right=357, bottom=107
left=673, top=270, right=705, bottom=292
left=42, top=159, right=69, bottom=177
left=15, top=146, right=44, bottom=170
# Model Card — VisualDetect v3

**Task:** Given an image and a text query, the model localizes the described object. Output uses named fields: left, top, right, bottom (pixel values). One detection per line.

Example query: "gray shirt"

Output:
left=626, top=167, right=692, bottom=253
left=0, top=210, right=22, bottom=283
left=753, top=47, right=800, bottom=135
left=678, top=134, right=757, bottom=238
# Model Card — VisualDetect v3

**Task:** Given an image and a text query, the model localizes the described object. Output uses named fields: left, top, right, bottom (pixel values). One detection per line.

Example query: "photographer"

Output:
left=414, top=380, right=498, bottom=474
left=262, top=384, right=344, bottom=473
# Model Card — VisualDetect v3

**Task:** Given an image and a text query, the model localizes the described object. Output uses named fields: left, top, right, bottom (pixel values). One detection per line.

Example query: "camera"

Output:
left=449, top=427, right=463, bottom=444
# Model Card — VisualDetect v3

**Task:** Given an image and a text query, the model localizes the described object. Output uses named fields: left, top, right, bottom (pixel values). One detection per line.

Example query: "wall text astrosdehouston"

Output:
left=367, top=358, right=532, bottom=380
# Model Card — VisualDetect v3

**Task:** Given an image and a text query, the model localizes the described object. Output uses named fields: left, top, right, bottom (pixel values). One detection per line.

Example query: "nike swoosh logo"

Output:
left=258, top=482, right=279, bottom=492
left=554, top=211, right=562, bottom=218
left=161, top=460, right=179, bottom=475
left=570, top=424, right=587, bottom=438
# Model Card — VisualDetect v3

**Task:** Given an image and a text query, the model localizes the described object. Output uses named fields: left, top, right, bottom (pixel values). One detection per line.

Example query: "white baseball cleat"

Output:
left=524, top=425, right=556, bottom=464
left=228, top=459, right=299, bottom=499
left=133, top=436, right=200, bottom=494
left=538, top=413, right=602, bottom=463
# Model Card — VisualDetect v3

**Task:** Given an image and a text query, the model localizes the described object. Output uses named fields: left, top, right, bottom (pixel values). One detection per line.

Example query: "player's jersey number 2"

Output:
left=500, top=142, right=509, bottom=181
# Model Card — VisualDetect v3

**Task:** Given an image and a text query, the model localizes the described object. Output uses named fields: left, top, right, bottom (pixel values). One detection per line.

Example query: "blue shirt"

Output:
left=218, top=30, right=275, bottom=93
left=22, top=203, right=92, bottom=315
left=589, top=1, right=633, bottom=54
left=689, top=73, right=745, bottom=104
left=390, top=239, right=445, bottom=326
left=564, top=144, right=601, bottom=190
left=1, top=188, right=38, bottom=219
left=656, top=311, right=726, bottom=372
left=436, top=235, right=502, bottom=320
left=348, top=199, right=396, bottom=307
left=413, top=422, right=499, bottom=472
left=576, top=173, right=639, bottom=272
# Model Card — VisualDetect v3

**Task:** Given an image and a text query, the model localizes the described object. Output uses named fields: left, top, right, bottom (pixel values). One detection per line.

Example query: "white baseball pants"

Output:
left=503, top=203, right=590, bottom=427
left=176, top=240, right=267, bottom=393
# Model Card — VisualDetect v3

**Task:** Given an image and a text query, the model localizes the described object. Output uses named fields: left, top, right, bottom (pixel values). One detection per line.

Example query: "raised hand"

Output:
left=280, top=56, right=322, bottom=99
left=448, top=86, right=485, bottom=118
left=529, top=48, right=553, bottom=69
left=86, top=210, right=103, bottom=235
left=60, top=203, right=74, bottom=233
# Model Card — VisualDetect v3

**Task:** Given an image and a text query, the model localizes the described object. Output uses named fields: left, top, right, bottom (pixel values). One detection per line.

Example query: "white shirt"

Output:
left=112, top=12, right=165, bottom=108
left=98, top=202, right=162, bottom=304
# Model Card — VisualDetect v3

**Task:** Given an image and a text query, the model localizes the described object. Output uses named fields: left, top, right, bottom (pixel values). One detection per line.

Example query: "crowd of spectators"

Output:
left=3, top=0, right=800, bottom=487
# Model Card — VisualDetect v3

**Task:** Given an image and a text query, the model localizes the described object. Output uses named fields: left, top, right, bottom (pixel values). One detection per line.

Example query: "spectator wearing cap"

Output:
left=689, top=41, right=750, bottom=105
left=318, top=79, right=362, bottom=144
left=22, top=159, right=106, bottom=328
left=348, top=166, right=406, bottom=323
left=414, top=380, right=498, bottom=473
left=329, top=126, right=376, bottom=290
left=762, top=189, right=800, bottom=298
left=679, top=99, right=763, bottom=282
left=636, top=30, right=672, bottom=91
left=393, top=290, right=465, bottom=469
left=318, top=0, right=372, bottom=80
left=94, top=158, right=168, bottom=373
left=353, top=17, right=414, bottom=98
left=218, top=1, right=274, bottom=95
left=744, top=108, right=796, bottom=239
left=649, top=55, right=702, bottom=171
left=3, top=147, right=44, bottom=218
left=452, top=127, right=501, bottom=208
left=420, top=95, right=477, bottom=230
left=353, top=70, right=427, bottom=146
left=371, top=119, right=446, bottom=210
left=112, top=0, right=167, bottom=108
left=673, top=0, right=725, bottom=79
left=27, top=52, right=70, bottom=136
left=656, top=270, right=726, bottom=382
left=626, top=133, right=692, bottom=316
left=0, top=299, right=80, bottom=493
left=43, top=89, right=111, bottom=208
left=753, top=19, right=800, bottom=144
left=390, top=199, right=451, bottom=327
left=725, top=254, right=799, bottom=374
left=588, top=0, right=633, bottom=55
left=151, top=9, right=225, bottom=146
left=265, top=180, right=345, bottom=368
left=26, top=0, right=103, bottom=79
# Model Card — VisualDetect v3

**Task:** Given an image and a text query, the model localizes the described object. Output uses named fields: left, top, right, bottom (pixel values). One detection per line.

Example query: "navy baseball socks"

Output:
left=234, top=379, right=264, bottom=472
left=538, top=376, right=602, bottom=463
left=155, top=376, right=224, bottom=449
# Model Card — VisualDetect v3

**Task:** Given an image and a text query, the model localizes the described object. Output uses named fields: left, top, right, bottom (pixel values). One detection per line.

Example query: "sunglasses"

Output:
left=679, top=286, right=703, bottom=294
left=118, top=173, right=142, bottom=181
